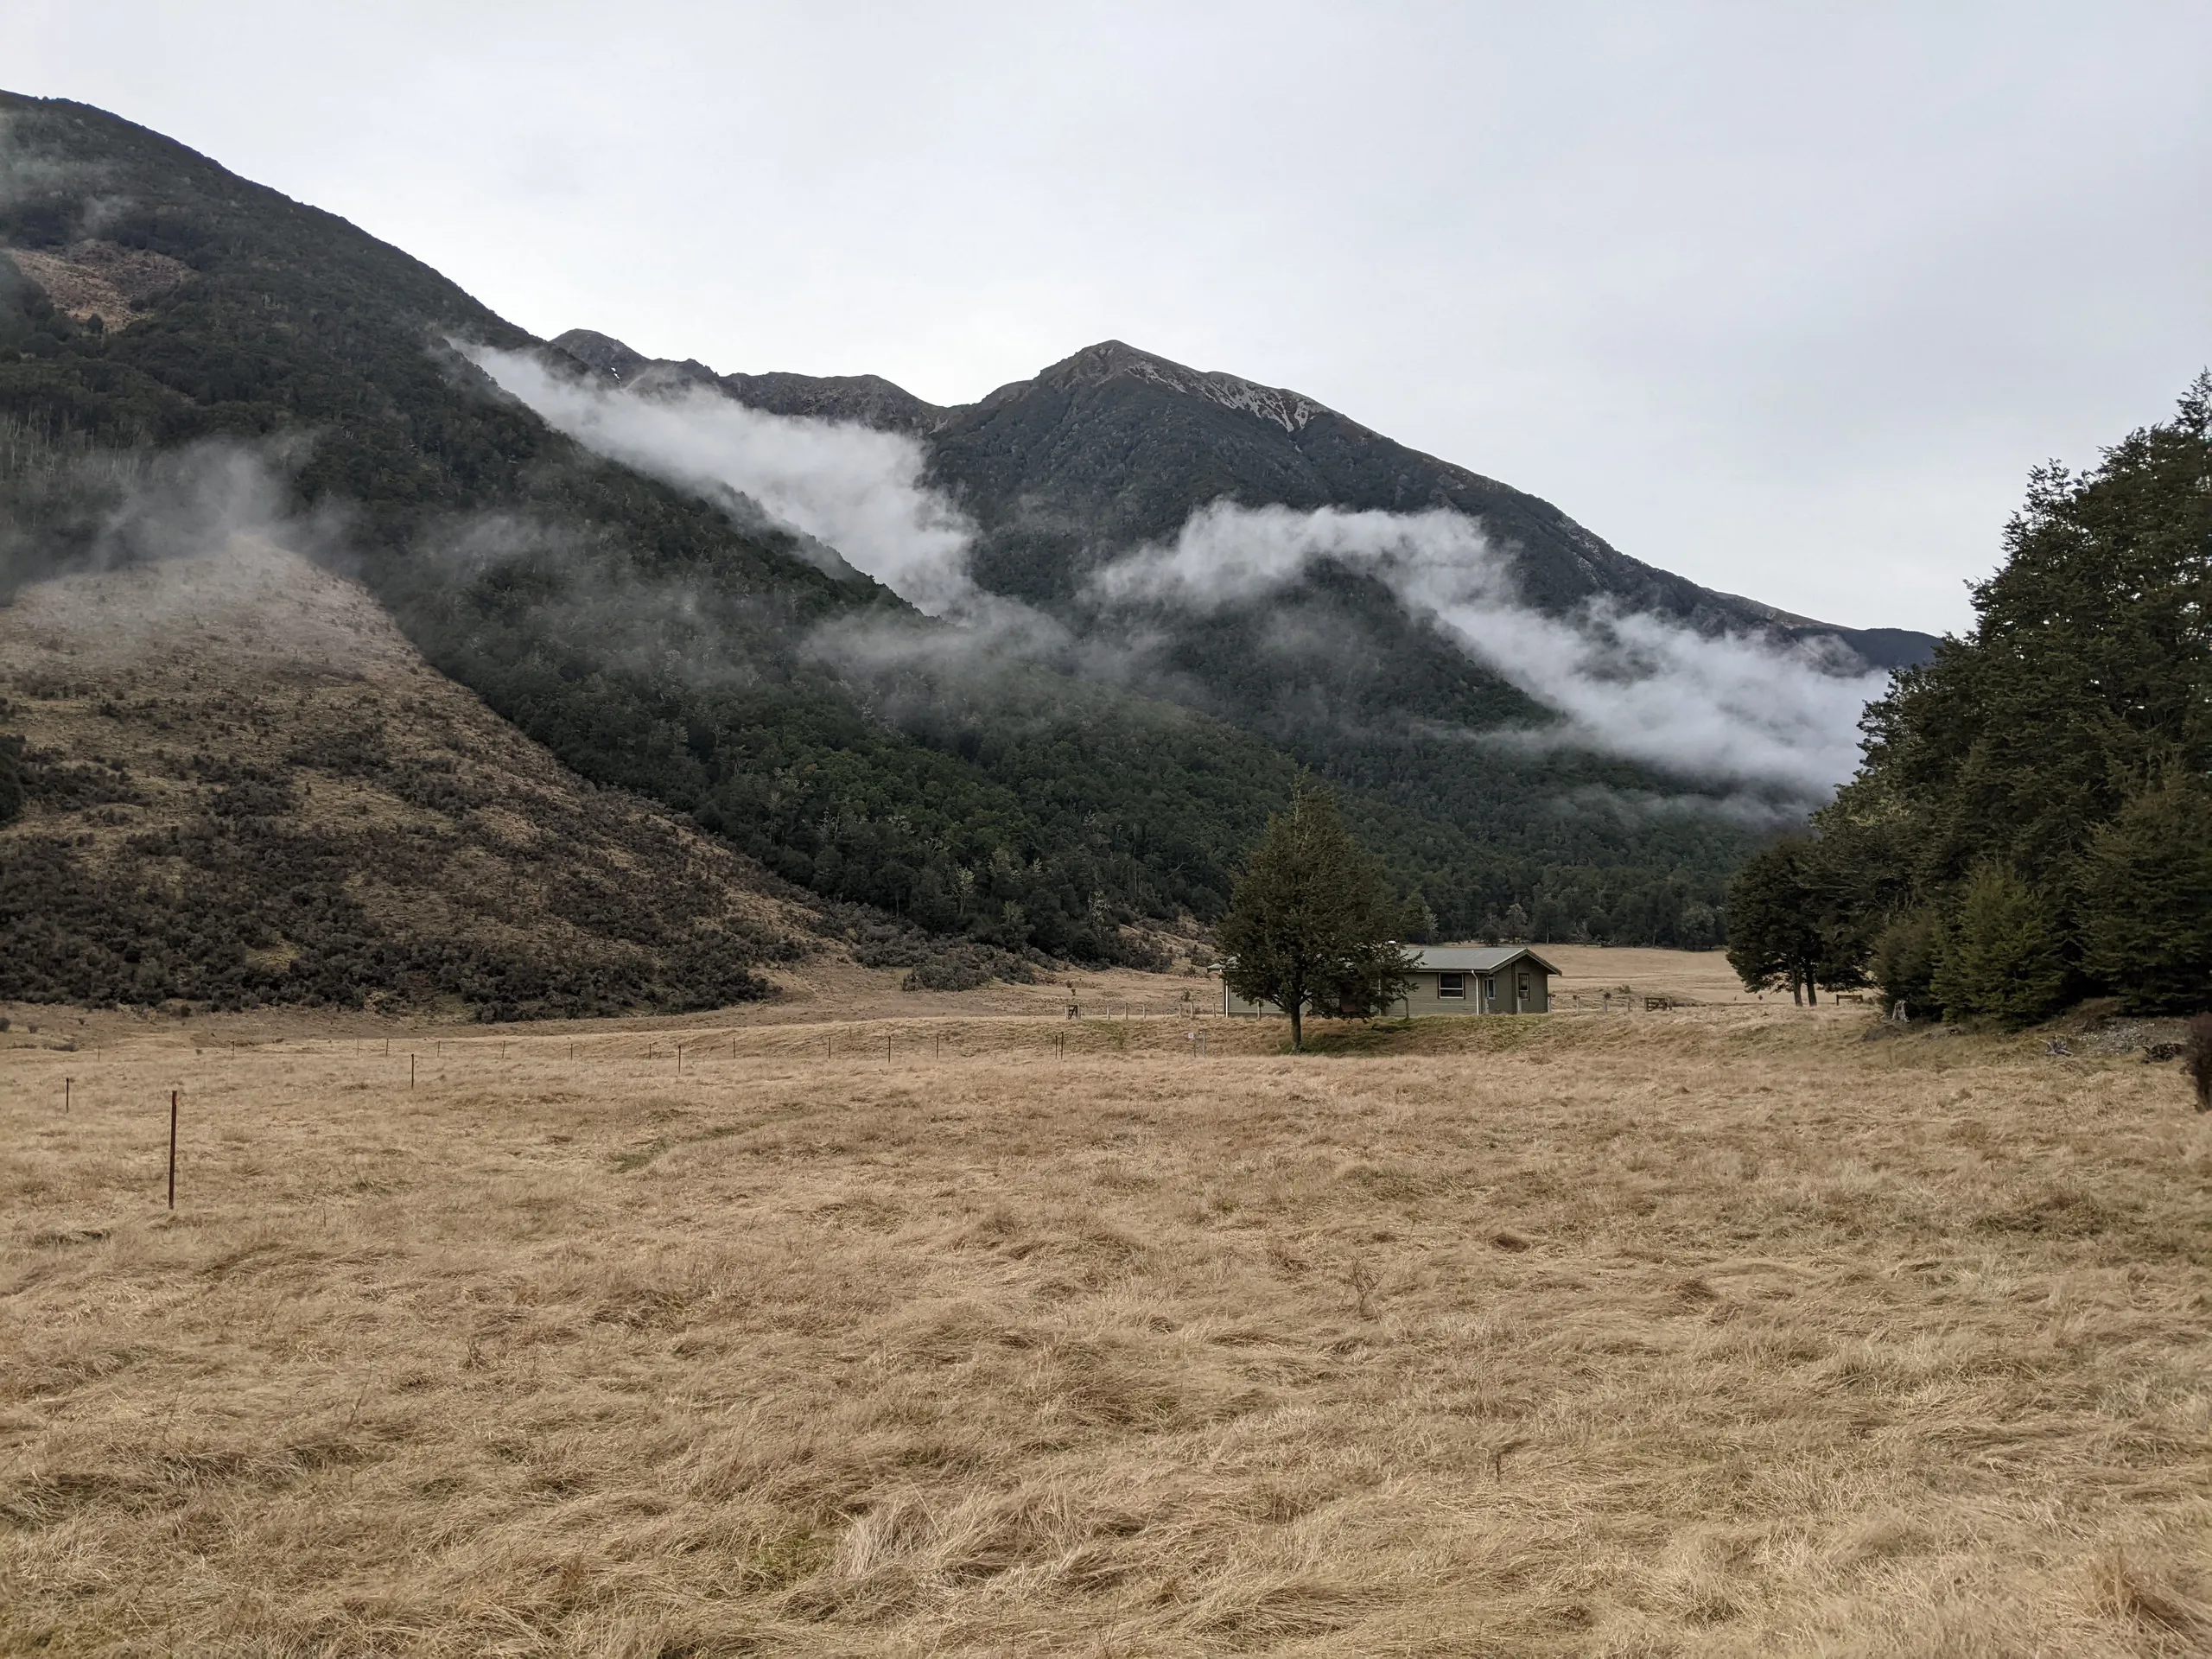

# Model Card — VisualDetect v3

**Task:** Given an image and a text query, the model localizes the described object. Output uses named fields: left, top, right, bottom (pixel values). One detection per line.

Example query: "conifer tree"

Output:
left=1217, top=787, right=1419, bottom=1052
left=1871, top=909, right=1943, bottom=1014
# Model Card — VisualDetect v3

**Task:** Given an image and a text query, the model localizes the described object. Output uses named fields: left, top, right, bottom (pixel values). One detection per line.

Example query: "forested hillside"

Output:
left=911, top=341, right=1928, bottom=905
left=546, top=330, right=1942, bottom=943
left=0, top=90, right=1863, bottom=973
left=1729, top=378, right=2212, bottom=1018
left=560, top=328, right=1932, bottom=665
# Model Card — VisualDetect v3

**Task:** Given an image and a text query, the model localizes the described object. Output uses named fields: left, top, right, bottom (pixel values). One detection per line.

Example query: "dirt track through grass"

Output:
left=3, top=1008, right=2210, bottom=1655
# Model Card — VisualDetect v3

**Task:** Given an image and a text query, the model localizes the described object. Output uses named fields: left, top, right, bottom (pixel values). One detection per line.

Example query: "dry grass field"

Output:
left=3, top=1004, right=2210, bottom=1656
left=1539, top=947, right=1769, bottom=1007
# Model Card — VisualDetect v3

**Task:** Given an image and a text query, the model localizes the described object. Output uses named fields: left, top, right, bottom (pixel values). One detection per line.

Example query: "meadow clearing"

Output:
left=3, top=995, right=2209, bottom=1656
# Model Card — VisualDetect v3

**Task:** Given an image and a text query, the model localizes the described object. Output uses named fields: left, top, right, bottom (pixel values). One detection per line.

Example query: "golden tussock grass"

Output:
left=3, top=1005, right=2209, bottom=1656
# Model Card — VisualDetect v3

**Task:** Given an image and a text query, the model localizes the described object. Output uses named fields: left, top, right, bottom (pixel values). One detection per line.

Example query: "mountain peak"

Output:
left=1019, top=340, right=1335, bottom=434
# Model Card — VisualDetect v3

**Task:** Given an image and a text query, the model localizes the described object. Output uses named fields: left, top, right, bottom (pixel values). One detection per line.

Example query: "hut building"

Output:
left=1221, top=945, right=1558, bottom=1018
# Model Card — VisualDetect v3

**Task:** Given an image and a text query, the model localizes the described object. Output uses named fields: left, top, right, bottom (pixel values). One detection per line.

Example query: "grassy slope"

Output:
left=0, top=542, right=810, bottom=1016
left=3, top=1006, right=2206, bottom=1653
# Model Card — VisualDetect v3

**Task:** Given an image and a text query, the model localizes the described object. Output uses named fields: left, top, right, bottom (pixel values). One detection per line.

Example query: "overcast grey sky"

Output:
left=14, top=2, right=2210, bottom=632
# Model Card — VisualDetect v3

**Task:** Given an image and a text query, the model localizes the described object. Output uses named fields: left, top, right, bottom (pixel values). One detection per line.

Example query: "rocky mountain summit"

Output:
left=552, top=329, right=1935, bottom=671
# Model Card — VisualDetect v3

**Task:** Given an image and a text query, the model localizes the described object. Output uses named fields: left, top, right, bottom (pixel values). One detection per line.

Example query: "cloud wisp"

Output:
left=0, top=434, right=407, bottom=677
left=1087, top=501, right=1890, bottom=799
left=0, top=430, right=346, bottom=594
left=467, top=345, right=982, bottom=613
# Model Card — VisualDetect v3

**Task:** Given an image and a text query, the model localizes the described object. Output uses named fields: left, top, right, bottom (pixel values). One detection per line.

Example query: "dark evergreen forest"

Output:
left=1726, top=378, right=2212, bottom=1020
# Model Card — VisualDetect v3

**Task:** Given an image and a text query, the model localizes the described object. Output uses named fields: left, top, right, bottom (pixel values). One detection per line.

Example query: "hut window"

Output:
left=1438, top=972, right=1465, bottom=999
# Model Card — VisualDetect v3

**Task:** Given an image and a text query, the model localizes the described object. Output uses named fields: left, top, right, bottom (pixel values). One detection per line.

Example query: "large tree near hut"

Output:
left=1217, top=787, right=1420, bottom=1052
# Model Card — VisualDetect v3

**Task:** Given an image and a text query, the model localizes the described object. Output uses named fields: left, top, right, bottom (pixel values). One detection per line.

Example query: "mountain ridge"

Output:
left=525, top=321, right=1908, bottom=940
left=549, top=327, right=1936, bottom=671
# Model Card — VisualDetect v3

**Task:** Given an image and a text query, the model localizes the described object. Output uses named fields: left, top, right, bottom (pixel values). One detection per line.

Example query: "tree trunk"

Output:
left=1807, top=978, right=1818, bottom=1006
left=1791, top=976, right=1803, bottom=1007
left=1289, top=1002, right=1304, bottom=1052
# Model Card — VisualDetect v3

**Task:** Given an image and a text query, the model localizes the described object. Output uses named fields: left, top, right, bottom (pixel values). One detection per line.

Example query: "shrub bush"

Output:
left=1872, top=909, right=1944, bottom=1014
left=1933, top=864, right=2069, bottom=1027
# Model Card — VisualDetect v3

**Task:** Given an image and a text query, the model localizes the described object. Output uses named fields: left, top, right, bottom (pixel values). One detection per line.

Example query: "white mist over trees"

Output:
left=469, top=346, right=980, bottom=613
left=480, top=351, right=1891, bottom=807
left=1091, top=501, right=1890, bottom=801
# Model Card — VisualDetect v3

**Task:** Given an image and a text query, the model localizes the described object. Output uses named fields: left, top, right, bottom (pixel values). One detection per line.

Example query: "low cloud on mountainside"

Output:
left=0, top=111, right=99, bottom=215
left=1090, top=503, right=1891, bottom=800
left=0, top=433, right=350, bottom=602
left=0, top=436, right=728, bottom=692
left=468, top=346, right=981, bottom=613
left=474, top=347, right=1890, bottom=804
